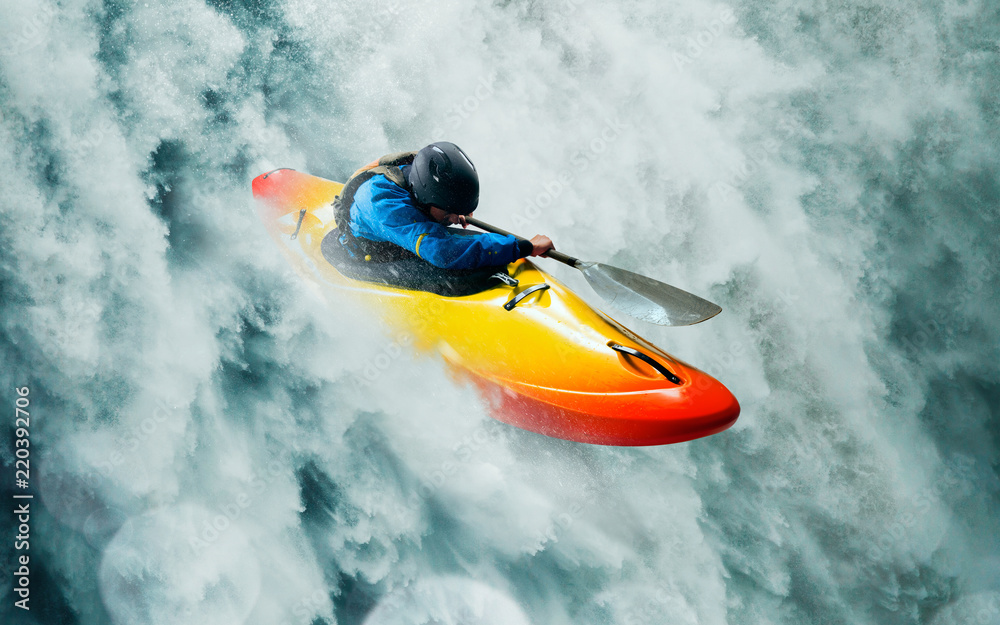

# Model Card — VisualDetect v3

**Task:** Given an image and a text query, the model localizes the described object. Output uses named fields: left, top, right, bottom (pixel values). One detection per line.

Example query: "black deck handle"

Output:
left=608, top=342, right=682, bottom=384
left=291, top=208, right=307, bottom=239
left=504, top=283, right=550, bottom=311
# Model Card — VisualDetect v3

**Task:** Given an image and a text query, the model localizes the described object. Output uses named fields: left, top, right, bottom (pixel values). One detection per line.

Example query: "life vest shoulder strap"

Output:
left=346, top=151, right=416, bottom=183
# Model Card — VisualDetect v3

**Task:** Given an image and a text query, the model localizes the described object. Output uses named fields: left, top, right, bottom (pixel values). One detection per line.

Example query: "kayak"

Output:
left=252, top=168, right=740, bottom=446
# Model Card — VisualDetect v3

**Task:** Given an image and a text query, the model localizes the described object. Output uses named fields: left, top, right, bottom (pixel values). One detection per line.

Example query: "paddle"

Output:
left=465, top=216, right=722, bottom=326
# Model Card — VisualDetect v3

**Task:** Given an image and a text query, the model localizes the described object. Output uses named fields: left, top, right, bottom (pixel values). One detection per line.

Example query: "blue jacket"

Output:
left=347, top=165, right=531, bottom=270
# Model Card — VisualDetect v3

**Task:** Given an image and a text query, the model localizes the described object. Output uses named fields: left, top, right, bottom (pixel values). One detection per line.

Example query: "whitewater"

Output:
left=0, top=0, right=997, bottom=624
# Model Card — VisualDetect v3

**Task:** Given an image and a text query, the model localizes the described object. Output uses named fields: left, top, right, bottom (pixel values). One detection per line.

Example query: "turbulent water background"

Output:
left=1, top=0, right=998, bottom=624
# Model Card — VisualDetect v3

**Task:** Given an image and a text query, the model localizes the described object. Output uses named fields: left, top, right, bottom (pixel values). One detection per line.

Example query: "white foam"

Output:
left=1, top=0, right=996, bottom=623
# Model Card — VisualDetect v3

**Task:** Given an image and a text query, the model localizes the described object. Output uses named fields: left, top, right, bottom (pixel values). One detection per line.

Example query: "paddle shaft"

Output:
left=465, top=217, right=579, bottom=266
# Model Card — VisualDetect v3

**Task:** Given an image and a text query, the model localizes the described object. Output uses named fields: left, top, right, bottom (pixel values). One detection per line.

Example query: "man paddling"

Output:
left=332, top=142, right=554, bottom=269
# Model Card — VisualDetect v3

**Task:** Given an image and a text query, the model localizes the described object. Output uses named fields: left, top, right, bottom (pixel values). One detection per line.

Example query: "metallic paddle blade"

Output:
left=579, top=262, right=722, bottom=326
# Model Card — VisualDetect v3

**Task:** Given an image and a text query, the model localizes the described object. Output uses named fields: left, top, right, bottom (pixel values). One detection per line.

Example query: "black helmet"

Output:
left=408, top=142, right=479, bottom=215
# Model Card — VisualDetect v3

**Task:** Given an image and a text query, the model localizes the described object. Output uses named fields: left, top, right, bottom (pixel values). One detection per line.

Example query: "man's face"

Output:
left=428, top=206, right=470, bottom=225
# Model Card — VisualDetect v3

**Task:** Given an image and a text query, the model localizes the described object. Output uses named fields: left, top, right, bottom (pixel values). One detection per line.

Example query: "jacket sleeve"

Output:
left=356, top=177, right=530, bottom=270
left=411, top=227, right=531, bottom=270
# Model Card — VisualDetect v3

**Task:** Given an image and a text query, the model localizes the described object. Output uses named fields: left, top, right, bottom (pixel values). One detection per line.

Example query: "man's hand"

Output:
left=430, top=207, right=472, bottom=227
left=529, top=235, right=555, bottom=257
left=443, top=213, right=470, bottom=228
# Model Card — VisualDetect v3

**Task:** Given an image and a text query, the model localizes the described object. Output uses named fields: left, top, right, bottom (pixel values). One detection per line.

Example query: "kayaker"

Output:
left=332, top=142, right=554, bottom=270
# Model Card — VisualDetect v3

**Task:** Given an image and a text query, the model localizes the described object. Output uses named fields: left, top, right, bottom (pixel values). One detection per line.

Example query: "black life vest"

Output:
left=332, top=151, right=421, bottom=262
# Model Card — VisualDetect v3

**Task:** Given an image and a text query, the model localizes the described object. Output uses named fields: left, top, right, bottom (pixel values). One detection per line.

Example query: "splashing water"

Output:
left=1, top=1, right=998, bottom=624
